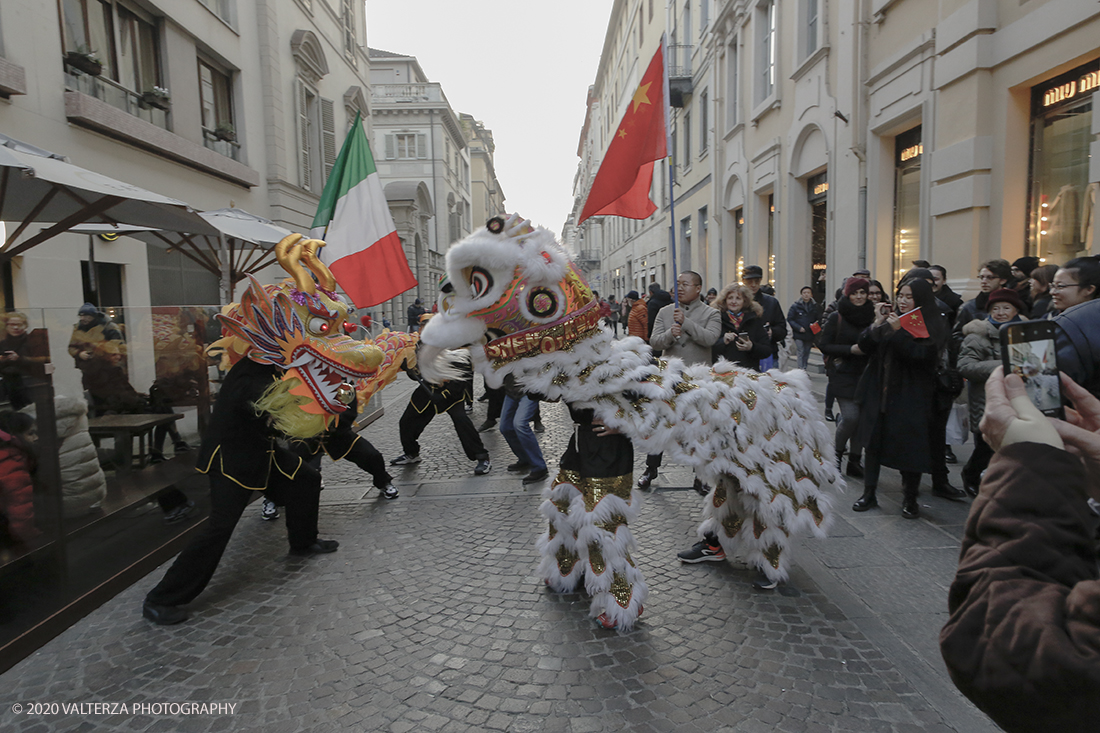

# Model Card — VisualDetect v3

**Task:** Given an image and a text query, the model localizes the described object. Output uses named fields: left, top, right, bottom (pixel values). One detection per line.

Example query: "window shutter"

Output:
left=385, top=134, right=396, bottom=159
left=321, top=97, right=336, bottom=183
left=298, top=81, right=311, bottom=191
left=416, top=133, right=427, bottom=159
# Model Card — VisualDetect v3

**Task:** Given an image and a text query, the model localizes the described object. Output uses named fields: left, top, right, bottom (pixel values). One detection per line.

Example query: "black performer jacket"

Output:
left=295, top=395, right=365, bottom=460
left=405, top=361, right=471, bottom=415
left=196, top=358, right=303, bottom=489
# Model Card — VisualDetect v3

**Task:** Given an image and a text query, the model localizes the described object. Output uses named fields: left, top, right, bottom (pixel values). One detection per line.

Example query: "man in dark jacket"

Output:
left=929, top=265, right=963, bottom=325
left=645, top=282, right=672, bottom=350
left=1010, top=256, right=1039, bottom=312
left=741, top=265, right=786, bottom=361
left=787, top=286, right=822, bottom=370
left=406, top=299, right=426, bottom=331
left=940, top=368, right=1100, bottom=733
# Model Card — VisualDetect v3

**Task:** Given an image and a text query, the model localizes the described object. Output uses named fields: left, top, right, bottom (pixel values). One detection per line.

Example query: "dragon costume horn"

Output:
left=274, top=233, right=315, bottom=295
left=301, top=239, right=337, bottom=291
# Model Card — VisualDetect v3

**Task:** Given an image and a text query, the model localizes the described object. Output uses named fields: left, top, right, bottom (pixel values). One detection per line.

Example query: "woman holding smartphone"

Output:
left=1051, top=256, right=1100, bottom=398
left=818, top=278, right=875, bottom=478
left=712, top=283, right=771, bottom=370
left=852, top=278, right=950, bottom=518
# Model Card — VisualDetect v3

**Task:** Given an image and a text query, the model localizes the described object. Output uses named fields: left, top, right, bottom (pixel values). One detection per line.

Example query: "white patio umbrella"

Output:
left=0, top=133, right=219, bottom=262
left=70, top=208, right=294, bottom=304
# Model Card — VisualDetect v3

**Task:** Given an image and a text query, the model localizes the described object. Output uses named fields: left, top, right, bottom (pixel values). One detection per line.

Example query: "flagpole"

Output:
left=661, top=33, right=679, bottom=308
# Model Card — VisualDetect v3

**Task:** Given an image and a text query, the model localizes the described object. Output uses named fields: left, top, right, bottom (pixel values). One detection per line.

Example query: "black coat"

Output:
left=196, top=358, right=302, bottom=490
left=712, top=310, right=771, bottom=370
left=855, top=323, right=942, bottom=474
left=754, top=290, right=787, bottom=354
left=937, top=285, right=964, bottom=322
left=787, top=299, right=823, bottom=342
left=646, top=289, right=672, bottom=340
left=818, top=299, right=875, bottom=399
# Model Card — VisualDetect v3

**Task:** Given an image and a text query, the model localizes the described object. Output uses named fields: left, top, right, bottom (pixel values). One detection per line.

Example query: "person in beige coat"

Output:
left=638, top=271, right=721, bottom=489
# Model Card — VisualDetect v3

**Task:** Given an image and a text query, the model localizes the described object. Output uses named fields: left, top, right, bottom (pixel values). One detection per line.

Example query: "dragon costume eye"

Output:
left=469, top=267, right=493, bottom=299
left=307, top=317, right=332, bottom=335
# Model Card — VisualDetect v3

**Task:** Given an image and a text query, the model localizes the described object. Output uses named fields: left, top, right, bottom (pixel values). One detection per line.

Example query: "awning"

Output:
left=0, top=133, right=219, bottom=262
left=70, top=208, right=294, bottom=303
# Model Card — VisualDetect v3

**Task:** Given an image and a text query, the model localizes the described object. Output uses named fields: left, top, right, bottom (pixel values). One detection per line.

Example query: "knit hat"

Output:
left=78, top=303, right=98, bottom=316
left=742, top=264, right=764, bottom=279
left=843, top=277, right=870, bottom=296
left=625, top=290, right=640, bottom=300
left=1012, top=257, right=1040, bottom=276
left=987, top=288, right=1026, bottom=314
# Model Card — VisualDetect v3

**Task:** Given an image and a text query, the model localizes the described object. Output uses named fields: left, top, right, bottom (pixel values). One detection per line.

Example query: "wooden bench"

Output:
left=87, top=413, right=184, bottom=475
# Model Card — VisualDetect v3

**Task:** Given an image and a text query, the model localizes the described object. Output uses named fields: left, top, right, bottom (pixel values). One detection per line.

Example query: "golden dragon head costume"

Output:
left=210, top=233, right=385, bottom=438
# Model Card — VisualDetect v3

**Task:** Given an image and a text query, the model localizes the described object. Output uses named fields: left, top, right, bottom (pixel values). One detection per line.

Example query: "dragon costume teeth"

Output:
left=419, top=214, right=842, bottom=629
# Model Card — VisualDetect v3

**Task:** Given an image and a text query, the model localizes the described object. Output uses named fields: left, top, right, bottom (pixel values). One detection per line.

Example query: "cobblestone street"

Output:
left=0, top=367, right=999, bottom=732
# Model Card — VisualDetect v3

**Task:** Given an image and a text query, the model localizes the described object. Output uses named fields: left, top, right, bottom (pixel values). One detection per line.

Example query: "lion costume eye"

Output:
left=469, top=267, right=493, bottom=299
left=307, top=317, right=332, bottom=335
left=522, top=285, right=566, bottom=323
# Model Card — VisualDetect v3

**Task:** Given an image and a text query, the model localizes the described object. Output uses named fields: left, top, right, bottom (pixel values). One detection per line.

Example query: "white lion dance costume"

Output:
left=419, top=215, right=841, bottom=630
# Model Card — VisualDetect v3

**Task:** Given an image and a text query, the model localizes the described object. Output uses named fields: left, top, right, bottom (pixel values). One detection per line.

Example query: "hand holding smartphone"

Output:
left=999, top=321, right=1066, bottom=419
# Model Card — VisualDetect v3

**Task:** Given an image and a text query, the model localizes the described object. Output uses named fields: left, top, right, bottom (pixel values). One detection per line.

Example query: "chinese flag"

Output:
left=899, top=308, right=930, bottom=339
left=577, top=45, right=668, bottom=224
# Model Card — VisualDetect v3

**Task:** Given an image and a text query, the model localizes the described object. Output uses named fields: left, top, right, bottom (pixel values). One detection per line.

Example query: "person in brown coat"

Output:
left=624, top=291, right=648, bottom=340
left=940, top=366, right=1100, bottom=733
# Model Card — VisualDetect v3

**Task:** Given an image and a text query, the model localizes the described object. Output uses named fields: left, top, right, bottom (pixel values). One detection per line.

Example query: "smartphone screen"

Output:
left=1000, top=321, right=1065, bottom=418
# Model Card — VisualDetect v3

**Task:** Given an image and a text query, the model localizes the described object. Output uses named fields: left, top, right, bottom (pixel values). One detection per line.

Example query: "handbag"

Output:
left=936, top=366, right=964, bottom=396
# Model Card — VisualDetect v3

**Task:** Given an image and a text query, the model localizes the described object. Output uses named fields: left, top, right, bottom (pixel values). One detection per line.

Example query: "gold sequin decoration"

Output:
left=765, top=426, right=780, bottom=441
left=548, top=523, right=557, bottom=540
left=610, top=572, right=633, bottom=608
left=597, top=514, right=628, bottom=534
left=578, top=364, right=595, bottom=383
left=626, top=553, right=635, bottom=567
left=731, top=410, right=742, bottom=424
left=711, top=482, right=727, bottom=508
left=753, top=516, right=767, bottom=539
left=722, top=512, right=743, bottom=538
left=770, top=483, right=798, bottom=504
left=630, top=396, right=652, bottom=413
left=616, top=408, right=626, bottom=419
left=812, top=448, right=824, bottom=463
left=763, top=544, right=782, bottom=569
left=552, top=372, right=569, bottom=387
left=541, top=362, right=555, bottom=373
left=740, top=389, right=757, bottom=410
left=774, top=382, right=789, bottom=392
left=556, top=545, right=578, bottom=575
left=805, top=497, right=825, bottom=526
left=588, top=542, right=606, bottom=574
left=641, top=373, right=663, bottom=386
left=673, top=379, right=699, bottom=394
left=558, top=470, right=634, bottom=511
left=552, top=499, right=571, bottom=514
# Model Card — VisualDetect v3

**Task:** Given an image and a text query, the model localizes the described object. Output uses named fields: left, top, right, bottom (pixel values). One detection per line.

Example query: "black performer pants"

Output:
left=343, top=439, right=393, bottom=487
left=145, top=463, right=322, bottom=607
left=399, top=400, right=488, bottom=461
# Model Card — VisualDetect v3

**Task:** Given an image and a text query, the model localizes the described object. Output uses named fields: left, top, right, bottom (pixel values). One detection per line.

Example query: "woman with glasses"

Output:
left=1051, top=256, right=1100, bottom=397
left=867, top=280, right=890, bottom=306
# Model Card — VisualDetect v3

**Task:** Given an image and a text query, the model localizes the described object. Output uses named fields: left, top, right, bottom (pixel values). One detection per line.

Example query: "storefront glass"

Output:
left=894, top=126, right=922, bottom=288
left=808, top=172, right=828, bottom=301
left=1028, top=59, right=1099, bottom=263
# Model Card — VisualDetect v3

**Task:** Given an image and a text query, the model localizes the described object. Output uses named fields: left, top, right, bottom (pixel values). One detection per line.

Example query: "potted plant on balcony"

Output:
left=140, top=86, right=171, bottom=110
left=213, top=121, right=236, bottom=143
left=65, top=46, right=102, bottom=76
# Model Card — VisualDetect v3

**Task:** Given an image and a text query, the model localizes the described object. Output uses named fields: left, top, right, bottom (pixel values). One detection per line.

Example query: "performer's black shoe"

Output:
left=477, top=419, right=497, bottom=432
left=474, top=459, right=491, bottom=475
left=533, top=419, right=545, bottom=433
left=693, top=478, right=709, bottom=496
left=290, top=539, right=340, bottom=555
left=390, top=454, right=420, bottom=465
left=944, top=445, right=957, bottom=464
left=379, top=484, right=399, bottom=499
left=164, top=499, right=195, bottom=524
left=824, top=410, right=835, bottom=422
left=637, top=467, right=658, bottom=490
left=143, top=601, right=188, bottom=625
left=901, top=497, right=920, bottom=519
left=752, top=571, right=779, bottom=590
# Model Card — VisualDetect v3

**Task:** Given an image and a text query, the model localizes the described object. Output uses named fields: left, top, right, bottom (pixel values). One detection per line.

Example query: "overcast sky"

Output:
left=365, top=1, right=613, bottom=238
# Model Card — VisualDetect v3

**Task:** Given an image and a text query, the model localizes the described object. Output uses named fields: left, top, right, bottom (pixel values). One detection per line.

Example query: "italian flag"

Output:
left=311, top=112, right=417, bottom=308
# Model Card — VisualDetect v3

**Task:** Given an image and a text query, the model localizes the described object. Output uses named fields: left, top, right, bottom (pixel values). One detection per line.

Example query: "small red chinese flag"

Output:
left=577, top=45, right=668, bottom=224
left=899, top=307, right=930, bottom=339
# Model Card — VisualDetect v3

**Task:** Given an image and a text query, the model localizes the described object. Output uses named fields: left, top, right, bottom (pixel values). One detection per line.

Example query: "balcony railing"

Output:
left=578, top=249, right=601, bottom=263
left=201, top=128, right=242, bottom=162
left=63, top=70, right=168, bottom=131
left=371, top=83, right=447, bottom=104
left=668, top=44, right=693, bottom=78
